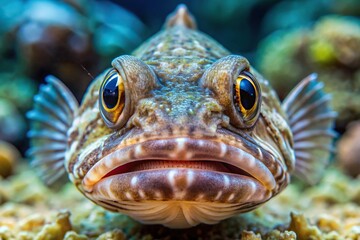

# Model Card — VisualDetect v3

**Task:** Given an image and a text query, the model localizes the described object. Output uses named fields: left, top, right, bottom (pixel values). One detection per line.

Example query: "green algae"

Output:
left=257, top=15, right=360, bottom=130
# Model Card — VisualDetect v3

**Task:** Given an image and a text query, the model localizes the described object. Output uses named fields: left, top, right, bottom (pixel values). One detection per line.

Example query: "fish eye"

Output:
left=99, top=69, right=126, bottom=127
left=234, top=71, right=260, bottom=122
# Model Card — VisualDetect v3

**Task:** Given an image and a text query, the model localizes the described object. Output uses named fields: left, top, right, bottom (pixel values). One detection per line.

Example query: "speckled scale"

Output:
left=135, top=27, right=229, bottom=83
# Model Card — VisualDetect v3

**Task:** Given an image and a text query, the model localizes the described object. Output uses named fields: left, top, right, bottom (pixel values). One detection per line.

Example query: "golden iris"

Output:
left=100, top=69, right=125, bottom=125
left=234, top=71, right=259, bottom=121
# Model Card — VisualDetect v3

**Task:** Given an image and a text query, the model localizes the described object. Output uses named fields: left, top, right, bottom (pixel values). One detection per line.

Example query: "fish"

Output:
left=27, top=5, right=336, bottom=228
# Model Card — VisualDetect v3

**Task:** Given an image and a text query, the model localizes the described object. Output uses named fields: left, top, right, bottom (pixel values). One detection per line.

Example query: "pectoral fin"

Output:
left=27, top=76, right=79, bottom=188
left=282, top=74, right=337, bottom=184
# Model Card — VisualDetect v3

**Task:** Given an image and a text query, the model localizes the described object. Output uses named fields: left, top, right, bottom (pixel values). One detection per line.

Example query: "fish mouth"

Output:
left=102, top=160, right=251, bottom=178
left=82, top=137, right=279, bottom=203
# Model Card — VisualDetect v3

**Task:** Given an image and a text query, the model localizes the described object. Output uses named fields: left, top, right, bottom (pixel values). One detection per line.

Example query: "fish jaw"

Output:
left=87, top=170, right=270, bottom=228
left=78, top=137, right=289, bottom=228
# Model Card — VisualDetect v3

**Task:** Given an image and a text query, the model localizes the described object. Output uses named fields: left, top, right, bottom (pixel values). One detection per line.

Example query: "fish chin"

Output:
left=88, top=169, right=270, bottom=228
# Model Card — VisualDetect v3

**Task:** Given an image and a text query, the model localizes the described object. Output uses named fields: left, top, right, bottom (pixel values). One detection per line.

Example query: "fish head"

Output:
left=28, top=5, right=330, bottom=230
left=65, top=28, right=295, bottom=227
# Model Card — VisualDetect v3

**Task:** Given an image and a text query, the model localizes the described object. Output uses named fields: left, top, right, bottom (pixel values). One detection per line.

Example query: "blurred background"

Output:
left=0, top=0, right=359, bottom=179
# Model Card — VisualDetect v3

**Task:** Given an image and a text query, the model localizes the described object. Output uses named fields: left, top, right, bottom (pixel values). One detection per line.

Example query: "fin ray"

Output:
left=289, top=95, right=331, bottom=125
left=291, top=112, right=337, bottom=134
left=47, top=76, right=78, bottom=113
left=294, top=142, right=332, bottom=151
left=31, top=153, right=64, bottom=165
left=293, top=129, right=336, bottom=142
left=27, top=75, right=78, bottom=188
left=27, top=110, right=68, bottom=133
left=27, top=143, right=67, bottom=155
left=286, top=82, right=324, bottom=117
left=282, top=74, right=336, bottom=184
left=27, top=130, right=67, bottom=143
left=33, top=95, right=69, bottom=125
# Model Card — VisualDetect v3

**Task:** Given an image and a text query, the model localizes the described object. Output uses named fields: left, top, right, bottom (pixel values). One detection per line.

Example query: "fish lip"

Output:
left=88, top=169, right=270, bottom=205
left=82, top=137, right=278, bottom=193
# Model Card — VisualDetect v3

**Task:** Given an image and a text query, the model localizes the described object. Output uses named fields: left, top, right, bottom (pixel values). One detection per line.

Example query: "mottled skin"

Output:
left=64, top=9, right=294, bottom=228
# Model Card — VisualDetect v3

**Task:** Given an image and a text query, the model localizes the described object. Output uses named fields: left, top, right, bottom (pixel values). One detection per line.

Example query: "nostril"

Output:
left=203, top=99, right=222, bottom=113
left=130, top=98, right=172, bottom=130
left=195, top=99, right=225, bottom=128
left=159, top=103, right=172, bottom=113
left=188, top=108, right=195, bottom=115
left=220, top=115, right=230, bottom=127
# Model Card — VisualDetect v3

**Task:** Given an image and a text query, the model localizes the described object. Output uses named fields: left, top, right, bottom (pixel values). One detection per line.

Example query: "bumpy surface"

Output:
left=257, top=15, right=360, bottom=130
left=0, top=162, right=359, bottom=239
left=60, top=14, right=297, bottom=227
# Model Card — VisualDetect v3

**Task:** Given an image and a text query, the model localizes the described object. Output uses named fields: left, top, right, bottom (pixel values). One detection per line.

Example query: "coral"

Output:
left=241, top=230, right=262, bottom=240
left=0, top=141, right=20, bottom=178
left=265, top=230, right=297, bottom=240
left=0, top=164, right=359, bottom=239
left=97, top=229, right=125, bottom=240
left=64, top=231, right=88, bottom=240
left=35, top=211, right=72, bottom=240
left=288, top=213, right=322, bottom=239
left=257, top=15, right=360, bottom=130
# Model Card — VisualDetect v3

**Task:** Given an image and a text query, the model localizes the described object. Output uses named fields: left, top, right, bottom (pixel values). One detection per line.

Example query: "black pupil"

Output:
left=103, top=75, right=119, bottom=109
left=240, top=79, right=256, bottom=110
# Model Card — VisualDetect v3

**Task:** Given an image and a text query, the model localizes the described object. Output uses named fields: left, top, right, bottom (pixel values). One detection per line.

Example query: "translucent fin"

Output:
left=27, top=76, right=79, bottom=188
left=282, top=74, right=337, bottom=184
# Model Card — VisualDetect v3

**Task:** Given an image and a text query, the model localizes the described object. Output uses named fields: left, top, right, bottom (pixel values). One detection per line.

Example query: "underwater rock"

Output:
left=14, top=0, right=98, bottom=98
left=240, top=230, right=262, bottom=240
left=262, top=1, right=327, bottom=35
left=0, top=164, right=359, bottom=238
left=338, top=121, right=360, bottom=177
left=257, top=15, right=360, bottom=130
left=326, top=0, right=360, bottom=16
left=0, top=74, right=36, bottom=150
left=288, top=213, right=322, bottom=239
left=5, top=166, right=52, bottom=205
left=0, top=188, right=7, bottom=205
left=316, top=214, right=341, bottom=233
left=0, top=99, right=26, bottom=143
left=304, top=168, right=354, bottom=204
left=97, top=229, right=126, bottom=240
left=0, top=141, right=20, bottom=178
left=0, top=73, right=37, bottom=111
left=35, top=211, right=72, bottom=239
left=64, top=231, right=88, bottom=240
left=262, top=0, right=360, bottom=35
left=0, top=0, right=146, bottom=99
left=264, top=230, right=297, bottom=240
left=17, top=213, right=45, bottom=232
